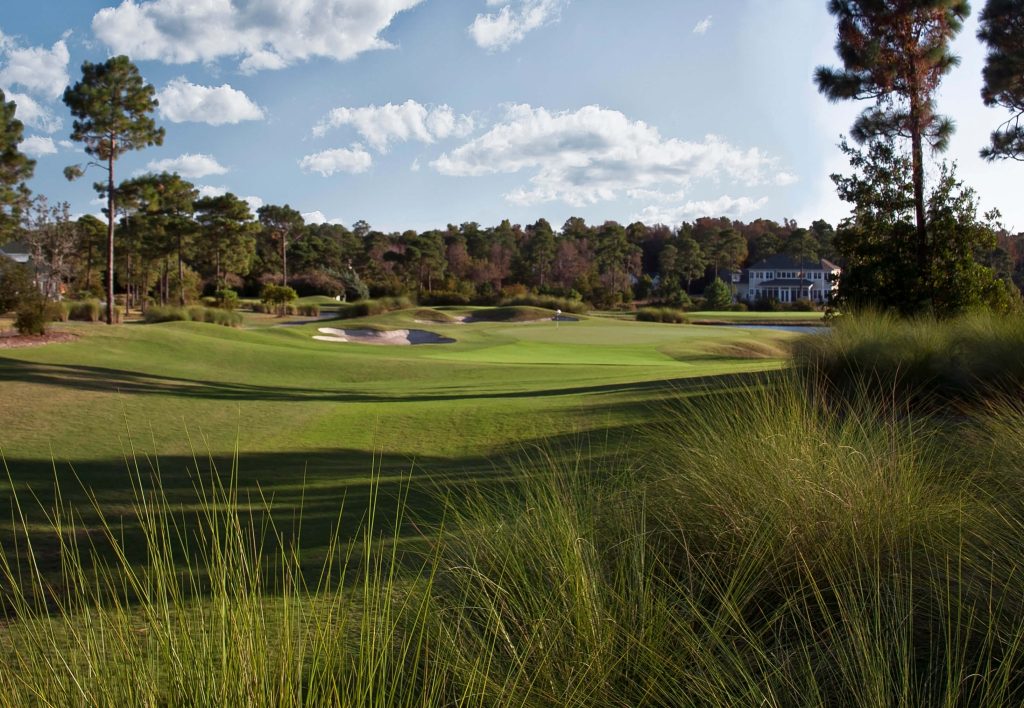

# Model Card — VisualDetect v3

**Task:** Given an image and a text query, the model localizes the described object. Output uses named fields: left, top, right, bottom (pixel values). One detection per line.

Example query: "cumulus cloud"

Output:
left=302, top=210, right=346, bottom=225
left=92, top=0, right=423, bottom=72
left=693, top=16, right=712, bottom=35
left=470, top=0, right=568, bottom=50
left=4, top=91, right=62, bottom=133
left=299, top=144, right=373, bottom=176
left=157, top=78, right=265, bottom=125
left=313, top=100, right=474, bottom=152
left=0, top=33, right=70, bottom=99
left=147, top=153, right=229, bottom=178
left=196, top=184, right=263, bottom=213
left=20, top=135, right=58, bottom=157
left=634, top=196, right=769, bottom=225
left=432, top=104, right=793, bottom=207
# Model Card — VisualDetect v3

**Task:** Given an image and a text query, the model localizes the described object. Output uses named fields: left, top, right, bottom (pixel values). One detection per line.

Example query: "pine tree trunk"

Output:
left=910, top=95, right=930, bottom=309
left=178, top=233, right=185, bottom=306
left=106, top=149, right=116, bottom=325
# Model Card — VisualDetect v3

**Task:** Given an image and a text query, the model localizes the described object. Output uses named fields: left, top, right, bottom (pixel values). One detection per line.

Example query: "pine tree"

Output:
left=63, top=56, right=165, bottom=323
left=815, top=0, right=970, bottom=310
left=0, top=90, right=35, bottom=244
left=978, top=0, right=1024, bottom=160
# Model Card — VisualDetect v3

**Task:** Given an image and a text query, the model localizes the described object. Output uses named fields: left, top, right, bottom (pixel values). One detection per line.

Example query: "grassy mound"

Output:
left=410, top=308, right=458, bottom=323
left=465, top=306, right=555, bottom=322
left=499, top=295, right=589, bottom=314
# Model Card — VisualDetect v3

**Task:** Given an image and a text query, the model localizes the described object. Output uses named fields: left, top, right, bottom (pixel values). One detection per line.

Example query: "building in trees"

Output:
left=737, top=254, right=842, bottom=305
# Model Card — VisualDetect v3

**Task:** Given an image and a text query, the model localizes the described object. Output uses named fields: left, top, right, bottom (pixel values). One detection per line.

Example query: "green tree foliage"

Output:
left=703, top=278, right=733, bottom=310
left=815, top=0, right=970, bottom=301
left=63, top=56, right=165, bottom=323
left=0, top=90, right=35, bottom=243
left=0, top=258, right=33, bottom=313
left=194, top=193, right=258, bottom=288
left=832, top=138, right=1017, bottom=316
left=257, top=204, right=305, bottom=286
left=978, top=0, right=1024, bottom=160
left=260, top=284, right=298, bottom=315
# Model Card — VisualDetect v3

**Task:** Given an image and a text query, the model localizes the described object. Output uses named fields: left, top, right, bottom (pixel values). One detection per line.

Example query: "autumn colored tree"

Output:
left=63, top=56, right=165, bottom=323
left=0, top=90, right=35, bottom=243
left=978, top=0, right=1024, bottom=160
left=815, top=0, right=970, bottom=309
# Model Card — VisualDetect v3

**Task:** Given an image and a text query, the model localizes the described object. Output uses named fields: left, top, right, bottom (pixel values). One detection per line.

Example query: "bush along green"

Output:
left=67, top=299, right=102, bottom=322
left=335, top=296, right=414, bottom=320
left=499, top=295, right=589, bottom=314
left=143, top=305, right=241, bottom=327
left=296, top=304, right=320, bottom=317
left=260, top=284, right=298, bottom=316
left=213, top=288, right=239, bottom=310
left=702, top=278, right=734, bottom=310
left=636, top=307, right=688, bottom=323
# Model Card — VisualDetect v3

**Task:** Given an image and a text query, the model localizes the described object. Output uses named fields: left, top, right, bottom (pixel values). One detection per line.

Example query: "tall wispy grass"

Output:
left=794, top=310, right=1024, bottom=407
left=5, top=314, right=1024, bottom=704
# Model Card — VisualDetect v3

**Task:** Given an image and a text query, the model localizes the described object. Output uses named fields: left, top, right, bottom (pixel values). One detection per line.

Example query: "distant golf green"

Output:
left=0, top=308, right=801, bottom=550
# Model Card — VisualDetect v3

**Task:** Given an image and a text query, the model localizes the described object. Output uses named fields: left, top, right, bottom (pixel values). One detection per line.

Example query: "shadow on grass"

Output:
left=0, top=359, right=776, bottom=403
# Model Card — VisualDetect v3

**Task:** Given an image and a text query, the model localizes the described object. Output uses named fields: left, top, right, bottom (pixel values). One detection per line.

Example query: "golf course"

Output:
left=0, top=308, right=801, bottom=545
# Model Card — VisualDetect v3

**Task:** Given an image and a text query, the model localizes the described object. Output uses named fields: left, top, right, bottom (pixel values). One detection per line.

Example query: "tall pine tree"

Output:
left=978, top=0, right=1024, bottom=160
left=63, top=56, right=165, bottom=324
left=0, top=90, right=35, bottom=244
left=815, top=0, right=970, bottom=310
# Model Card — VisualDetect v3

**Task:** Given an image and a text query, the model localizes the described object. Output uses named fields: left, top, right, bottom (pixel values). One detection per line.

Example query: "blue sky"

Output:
left=1, top=0, right=1020, bottom=232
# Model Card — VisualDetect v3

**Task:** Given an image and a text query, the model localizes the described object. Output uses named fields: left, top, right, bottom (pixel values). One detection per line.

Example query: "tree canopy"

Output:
left=978, top=0, right=1024, bottom=160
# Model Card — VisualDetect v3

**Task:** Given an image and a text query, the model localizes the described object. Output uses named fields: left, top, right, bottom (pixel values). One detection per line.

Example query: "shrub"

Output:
left=144, top=306, right=189, bottom=324
left=0, top=260, right=34, bottom=314
left=213, top=289, right=239, bottom=311
left=13, top=297, right=60, bottom=335
left=636, top=307, right=688, bottom=324
left=260, top=284, right=298, bottom=316
left=790, top=298, right=817, bottom=312
left=335, top=296, right=414, bottom=320
left=702, top=279, right=733, bottom=310
left=67, top=299, right=102, bottom=322
left=296, top=304, right=321, bottom=317
left=500, top=295, right=588, bottom=315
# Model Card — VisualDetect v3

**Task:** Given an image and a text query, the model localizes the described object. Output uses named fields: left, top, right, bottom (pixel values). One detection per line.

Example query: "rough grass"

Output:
left=794, top=311, right=1024, bottom=407
left=4, top=374, right=1024, bottom=704
left=636, top=307, right=689, bottom=324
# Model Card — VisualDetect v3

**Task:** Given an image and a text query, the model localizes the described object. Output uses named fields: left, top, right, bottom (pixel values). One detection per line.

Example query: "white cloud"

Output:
left=0, top=33, right=70, bottom=99
left=313, top=100, right=474, bottom=152
left=299, top=144, right=373, bottom=176
left=92, top=0, right=423, bottom=72
left=432, top=104, right=791, bottom=207
left=634, top=196, right=769, bottom=225
left=157, top=78, right=265, bottom=125
left=20, top=135, right=58, bottom=157
left=4, top=91, right=62, bottom=133
left=196, top=184, right=263, bottom=213
left=470, top=0, right=568, bottom=51
left=302, top=210, right=346, bottom=225
left=693, top=15, right=713, bottom=35
left=147, top=153, right=229, bottom=178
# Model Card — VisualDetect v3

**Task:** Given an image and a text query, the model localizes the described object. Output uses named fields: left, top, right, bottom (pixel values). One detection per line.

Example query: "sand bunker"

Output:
left=314, top=327, right=455, bottom=346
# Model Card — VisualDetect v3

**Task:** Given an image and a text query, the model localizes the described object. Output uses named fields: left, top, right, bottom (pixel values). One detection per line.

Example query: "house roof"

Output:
left=749, top=253, right=840, bottom=272
left=0, top=240, right=30, bottom=255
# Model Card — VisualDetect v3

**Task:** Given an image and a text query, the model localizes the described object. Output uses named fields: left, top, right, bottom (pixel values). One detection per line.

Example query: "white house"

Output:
left=734, top=254, right=841, bottom=305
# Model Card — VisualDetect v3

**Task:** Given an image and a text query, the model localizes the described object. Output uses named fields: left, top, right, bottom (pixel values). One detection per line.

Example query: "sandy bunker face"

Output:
left=314, top=327, right=455, bottom=346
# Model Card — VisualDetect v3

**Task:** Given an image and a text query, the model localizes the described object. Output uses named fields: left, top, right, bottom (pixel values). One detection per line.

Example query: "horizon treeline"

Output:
left=18, top=197, right=1023, bottom=310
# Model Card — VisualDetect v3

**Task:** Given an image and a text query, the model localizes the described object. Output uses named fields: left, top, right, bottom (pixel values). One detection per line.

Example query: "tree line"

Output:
left=2, top=0, right=1024, bottom=323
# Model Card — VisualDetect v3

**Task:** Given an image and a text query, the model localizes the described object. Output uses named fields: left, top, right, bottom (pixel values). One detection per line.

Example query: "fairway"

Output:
left=0, top=310, right=799, bottom=555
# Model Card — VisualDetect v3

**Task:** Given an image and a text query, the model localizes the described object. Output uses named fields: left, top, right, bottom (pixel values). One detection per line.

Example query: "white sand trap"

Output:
left=314, top=327, right=455, bottom=346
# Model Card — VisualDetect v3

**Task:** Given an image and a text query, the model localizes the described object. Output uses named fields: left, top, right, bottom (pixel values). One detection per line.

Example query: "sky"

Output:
left=0, top=0, right=1020, bottom=233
